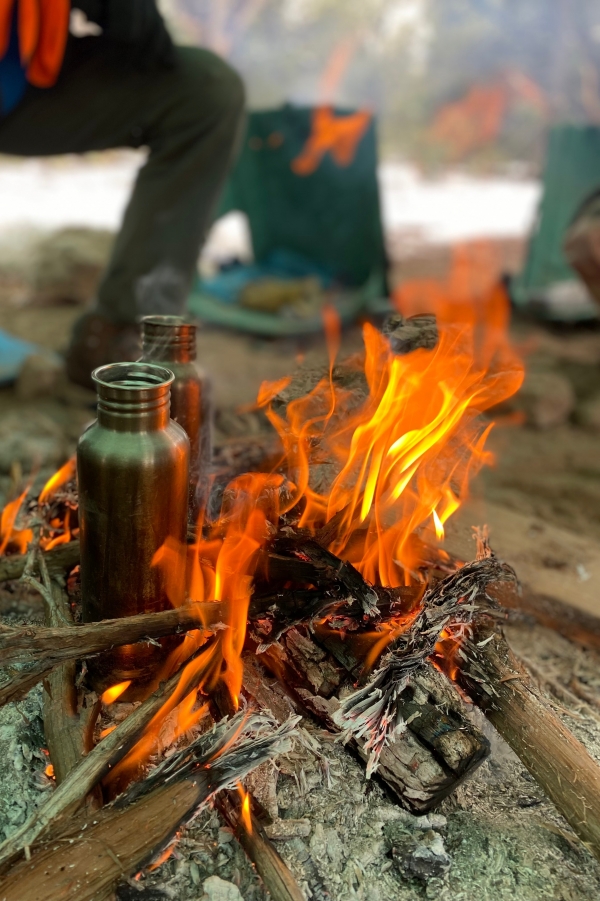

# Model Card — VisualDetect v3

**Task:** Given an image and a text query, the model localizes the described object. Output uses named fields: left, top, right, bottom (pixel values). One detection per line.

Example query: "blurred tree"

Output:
left=157, top=0, right=600, bottom=169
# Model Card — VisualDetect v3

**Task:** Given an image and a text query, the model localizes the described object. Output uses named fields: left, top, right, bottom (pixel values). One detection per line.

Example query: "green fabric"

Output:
left=215, top=105, right=387, bottom=292
left=514, top=125, right=600, bottom=306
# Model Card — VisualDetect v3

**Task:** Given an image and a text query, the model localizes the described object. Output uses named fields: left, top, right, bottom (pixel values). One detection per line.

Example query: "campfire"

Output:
left=2, top=280, right=600, bottom=901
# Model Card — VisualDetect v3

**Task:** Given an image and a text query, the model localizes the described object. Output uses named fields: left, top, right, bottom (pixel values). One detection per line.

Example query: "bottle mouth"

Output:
left=93, top=362, right=175, bottom=391
left=141, top=316, right=196, bottom=359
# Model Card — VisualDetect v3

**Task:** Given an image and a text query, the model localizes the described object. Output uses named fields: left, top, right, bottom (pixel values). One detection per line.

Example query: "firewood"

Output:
left=258, top=627, right=489, bottom=814
left=0, top=714, right=298, bottom=901
left=42, top=580, right=99, bottom=788
left=451, top=603, right=600, bottom=863
left=0, top=640, right=223, bottom=870
left=218, top=790, right=306, bottom=901
left=211, top=667, right=307, bottom=901
left=0, top=539, right=79, bottom=583
left=491, top=581, right=600, bottom=654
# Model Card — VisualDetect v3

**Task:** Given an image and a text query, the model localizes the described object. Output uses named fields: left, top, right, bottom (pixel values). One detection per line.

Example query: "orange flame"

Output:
left=238, top=784, right=252, bottom=834
left=44, top=763, right=55, bottom=779
left=258, top=246, right=523, bottom=587
left=0, top=487, right=33, bottom=555
left=38, top=456, right=76, bottom=504
left=101, top=680, right=131, bottom=704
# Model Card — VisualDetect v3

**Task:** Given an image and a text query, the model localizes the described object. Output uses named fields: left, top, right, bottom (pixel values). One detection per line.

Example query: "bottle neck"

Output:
left=93, top=363, right=174, bottom=432
left=141, top=316, right=197, bottom=364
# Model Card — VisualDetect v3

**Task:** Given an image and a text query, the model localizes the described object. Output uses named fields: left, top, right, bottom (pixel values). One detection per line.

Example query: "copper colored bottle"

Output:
left=77, top=362, right=189, bottom=693
left=141, top=315, right=212, bottom=518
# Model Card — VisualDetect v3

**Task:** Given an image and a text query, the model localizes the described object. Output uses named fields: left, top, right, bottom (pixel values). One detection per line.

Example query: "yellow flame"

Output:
left=101, top=681, right=131, bottom=704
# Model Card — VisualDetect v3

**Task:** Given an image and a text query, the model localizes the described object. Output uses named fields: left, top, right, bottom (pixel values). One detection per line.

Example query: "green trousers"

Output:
left=0, top=37, right=245, bottom=324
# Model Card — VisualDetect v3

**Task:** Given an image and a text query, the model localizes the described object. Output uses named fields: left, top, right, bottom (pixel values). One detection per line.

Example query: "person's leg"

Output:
left=0, top=36, right=245, bottom=380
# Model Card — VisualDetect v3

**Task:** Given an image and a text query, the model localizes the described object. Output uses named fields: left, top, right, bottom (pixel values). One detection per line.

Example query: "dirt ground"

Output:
left=2, top=234, right=600, bottom=899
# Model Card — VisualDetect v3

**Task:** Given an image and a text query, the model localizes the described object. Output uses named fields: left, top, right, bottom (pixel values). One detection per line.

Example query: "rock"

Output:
left=576, top=391, right=600, bottom=432
left=391, top=829, right=452, bottom=882
left=0, top=410, right=67, bottom=473
left=15, top=354, right=63, bottom=401
left=202, top=875, right=244, bottom=901
left=516, top=371, right=576, bottom=428
left=382, top=313, right=439, bottom=354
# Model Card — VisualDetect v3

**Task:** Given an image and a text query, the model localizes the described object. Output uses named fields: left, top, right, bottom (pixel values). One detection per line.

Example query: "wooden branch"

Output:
left=0, top=603, right=224, bottom=666
left=491, top=581, right=600, bottom=654
left=0, top=641, right=220, bottom=871
left=0, top=540, right=79, bottom=583
left=43, top=581, right=98, bottom=788
left=218, top=791, right=305, bottom=901
left=453, top=606, right=600, bottom=862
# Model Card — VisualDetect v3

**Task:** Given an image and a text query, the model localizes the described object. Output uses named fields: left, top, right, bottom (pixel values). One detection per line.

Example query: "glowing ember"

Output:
left=101, top=681, right=131, bottom=704
left=44, top=763, right=55, bottom=779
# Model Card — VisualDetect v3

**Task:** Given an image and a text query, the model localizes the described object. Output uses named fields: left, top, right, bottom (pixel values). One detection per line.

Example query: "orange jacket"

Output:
left=0, top=0, right=70, bottom=88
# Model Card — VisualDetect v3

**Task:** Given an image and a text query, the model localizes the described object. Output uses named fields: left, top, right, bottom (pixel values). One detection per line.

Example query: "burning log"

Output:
left=258, top=627, right=489, bottom=814
left=333, top=554, right=515, bottom=774
left=0, top=713, right=298, bottom=901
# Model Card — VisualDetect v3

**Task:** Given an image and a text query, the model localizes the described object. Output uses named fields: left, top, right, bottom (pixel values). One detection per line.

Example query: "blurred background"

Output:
left=2, top=0, right=600, bottom=560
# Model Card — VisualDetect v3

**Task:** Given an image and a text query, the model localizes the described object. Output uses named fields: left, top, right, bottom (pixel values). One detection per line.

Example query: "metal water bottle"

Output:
left=141, top=315, right=212, bottom=518
left=77, top=362, right=190, bottom=692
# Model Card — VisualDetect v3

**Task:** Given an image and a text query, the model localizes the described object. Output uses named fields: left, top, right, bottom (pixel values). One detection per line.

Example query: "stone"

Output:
left=391, top=829, right=452, bottom=882
left=576, top=391, right=600, bottom=432
left=15, top=353, right=63, bottom=401
left=202, top=875, right=244, bottom=901
left=382, top=313, right=439, bottom=354
left=516, top=371, right=575, bottom=429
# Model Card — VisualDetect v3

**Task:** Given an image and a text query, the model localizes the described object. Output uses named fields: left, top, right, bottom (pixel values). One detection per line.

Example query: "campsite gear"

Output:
left=0, top=40, right=244, bottom=325
left=564, top=189, right=600, bottom=307
left=240, top=276, right=323, bottom=314
left=0, top=328, right=38, bottom=385
left=512, top=125, right=600, bottom=320
left=141, top=315, right=212, bottom=516
left=189, top=105, right=388, bottom=334
left=77, top=362, right=189, bottom=692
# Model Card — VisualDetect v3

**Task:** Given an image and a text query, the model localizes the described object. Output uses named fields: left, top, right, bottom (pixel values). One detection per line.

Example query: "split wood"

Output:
left=257, top=628, right=489, bottom=813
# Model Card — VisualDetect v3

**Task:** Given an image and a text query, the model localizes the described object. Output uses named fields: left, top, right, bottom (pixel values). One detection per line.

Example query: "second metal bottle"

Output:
left=141, top=315, right=212, bottom=518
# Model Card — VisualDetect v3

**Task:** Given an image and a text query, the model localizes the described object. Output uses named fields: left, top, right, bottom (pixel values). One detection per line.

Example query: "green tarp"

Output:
left=514, top=125, right=600, bottom=311
left=189, top=104, right=388, bottom=334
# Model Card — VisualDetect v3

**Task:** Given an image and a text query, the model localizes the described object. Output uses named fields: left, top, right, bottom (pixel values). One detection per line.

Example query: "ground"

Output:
left=1, top=232, right=600, bottom=900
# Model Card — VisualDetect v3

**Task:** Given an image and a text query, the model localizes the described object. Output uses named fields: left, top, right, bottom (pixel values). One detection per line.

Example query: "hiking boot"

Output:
left=65, top=312, right=141, bottom=390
